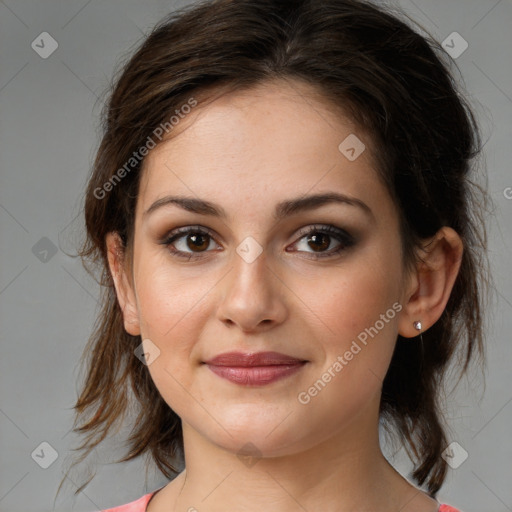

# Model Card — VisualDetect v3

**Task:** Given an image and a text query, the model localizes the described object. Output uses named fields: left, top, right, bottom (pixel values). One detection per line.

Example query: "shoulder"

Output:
left=438, top=505, right=463, bottom=512
left=101, top=491, right=156, bottom=512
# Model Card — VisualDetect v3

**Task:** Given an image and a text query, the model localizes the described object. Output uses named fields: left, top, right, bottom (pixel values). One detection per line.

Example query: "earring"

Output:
left=413, top=320, right=422, bottom=331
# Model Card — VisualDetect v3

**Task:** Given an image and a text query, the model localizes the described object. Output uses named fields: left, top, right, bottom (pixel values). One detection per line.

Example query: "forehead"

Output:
left=136, top=80, right=386, bottom=220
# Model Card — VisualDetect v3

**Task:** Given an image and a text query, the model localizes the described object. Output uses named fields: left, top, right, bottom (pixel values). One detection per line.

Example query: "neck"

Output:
left=171, top=395, right=416, bottom=512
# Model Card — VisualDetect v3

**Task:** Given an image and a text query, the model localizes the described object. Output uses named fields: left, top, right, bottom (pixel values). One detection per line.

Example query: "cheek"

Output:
left=313, top=248, right=401, bottom=336
left=132, top=258, right=212, bottom=398
left=134, top=250, right=213, bottom=340
left=308, top=244, right=403, bottom=383
left=137, top=275, right=203, bottom=415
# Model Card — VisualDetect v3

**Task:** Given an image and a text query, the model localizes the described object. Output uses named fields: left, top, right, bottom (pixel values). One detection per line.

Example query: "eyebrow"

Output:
left=143, top=192, right=374, bottom=222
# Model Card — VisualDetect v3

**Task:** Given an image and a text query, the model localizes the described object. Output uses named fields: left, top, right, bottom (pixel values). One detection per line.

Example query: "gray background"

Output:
left=0, top=0, right=511, bottom=511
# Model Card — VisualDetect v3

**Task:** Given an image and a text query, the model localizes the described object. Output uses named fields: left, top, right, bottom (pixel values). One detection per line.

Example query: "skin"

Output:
left=106, top=78, right=463, bottom=512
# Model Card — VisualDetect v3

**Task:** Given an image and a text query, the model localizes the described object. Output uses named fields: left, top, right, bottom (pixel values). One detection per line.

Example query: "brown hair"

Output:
left=66, top=0, right=490, bottom=498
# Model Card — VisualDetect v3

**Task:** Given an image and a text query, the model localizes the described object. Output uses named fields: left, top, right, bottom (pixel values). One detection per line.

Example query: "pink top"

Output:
left=101, top=491, right=463, bottom=512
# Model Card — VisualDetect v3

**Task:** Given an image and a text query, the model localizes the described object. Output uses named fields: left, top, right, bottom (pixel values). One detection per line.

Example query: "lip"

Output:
left=204, top=351, right=304, bottom=366
left=203, top=351, right=307, bottom=386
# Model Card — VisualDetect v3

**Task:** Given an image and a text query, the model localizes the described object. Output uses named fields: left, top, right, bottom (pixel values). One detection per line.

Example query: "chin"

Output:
left=198, top=410, right=310, bottom=458
left=216, top=431, right=304, bottom=460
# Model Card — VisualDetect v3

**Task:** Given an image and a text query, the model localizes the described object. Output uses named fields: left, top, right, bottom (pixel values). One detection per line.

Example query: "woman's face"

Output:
left=114, top=79, right=415, bottom=457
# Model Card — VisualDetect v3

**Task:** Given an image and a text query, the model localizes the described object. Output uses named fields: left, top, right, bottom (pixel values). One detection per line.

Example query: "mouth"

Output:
left=203, top=351, right=308, bottom=386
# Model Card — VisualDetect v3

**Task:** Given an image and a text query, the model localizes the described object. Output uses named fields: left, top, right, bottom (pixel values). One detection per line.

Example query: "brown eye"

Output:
left=306, top=232, right=331, bottom=252
left=160, top=226, right=220, bottom=260
left=289, top=224, right=355, bottom=259
left=161, top=224, right=355, bottom=261
left=186, top=232, right=210, bottom=252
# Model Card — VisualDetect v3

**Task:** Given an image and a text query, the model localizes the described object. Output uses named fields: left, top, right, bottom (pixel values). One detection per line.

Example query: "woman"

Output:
left=66, top=0, right=489, bottom=511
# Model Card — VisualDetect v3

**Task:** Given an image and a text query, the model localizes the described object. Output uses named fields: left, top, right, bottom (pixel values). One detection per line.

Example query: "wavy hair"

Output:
left=64, top=0, right=490, bottom=497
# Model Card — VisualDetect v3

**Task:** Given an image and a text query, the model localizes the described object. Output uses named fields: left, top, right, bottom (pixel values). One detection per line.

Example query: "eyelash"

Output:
left=159, top=224, right=355, bottom=261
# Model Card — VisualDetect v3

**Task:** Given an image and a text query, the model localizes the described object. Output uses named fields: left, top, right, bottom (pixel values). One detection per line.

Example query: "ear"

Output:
left=398, top=226, right=463, bottom=338
left=105, top=232, right=141, bottom=336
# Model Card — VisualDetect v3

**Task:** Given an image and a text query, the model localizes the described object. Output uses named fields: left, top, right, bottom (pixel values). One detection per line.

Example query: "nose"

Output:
left=216, top=243, right=288, bottom=333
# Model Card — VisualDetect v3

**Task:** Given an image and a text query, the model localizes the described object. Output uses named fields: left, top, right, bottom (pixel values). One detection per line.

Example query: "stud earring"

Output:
left=413, top=320, right=422, bottom=331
